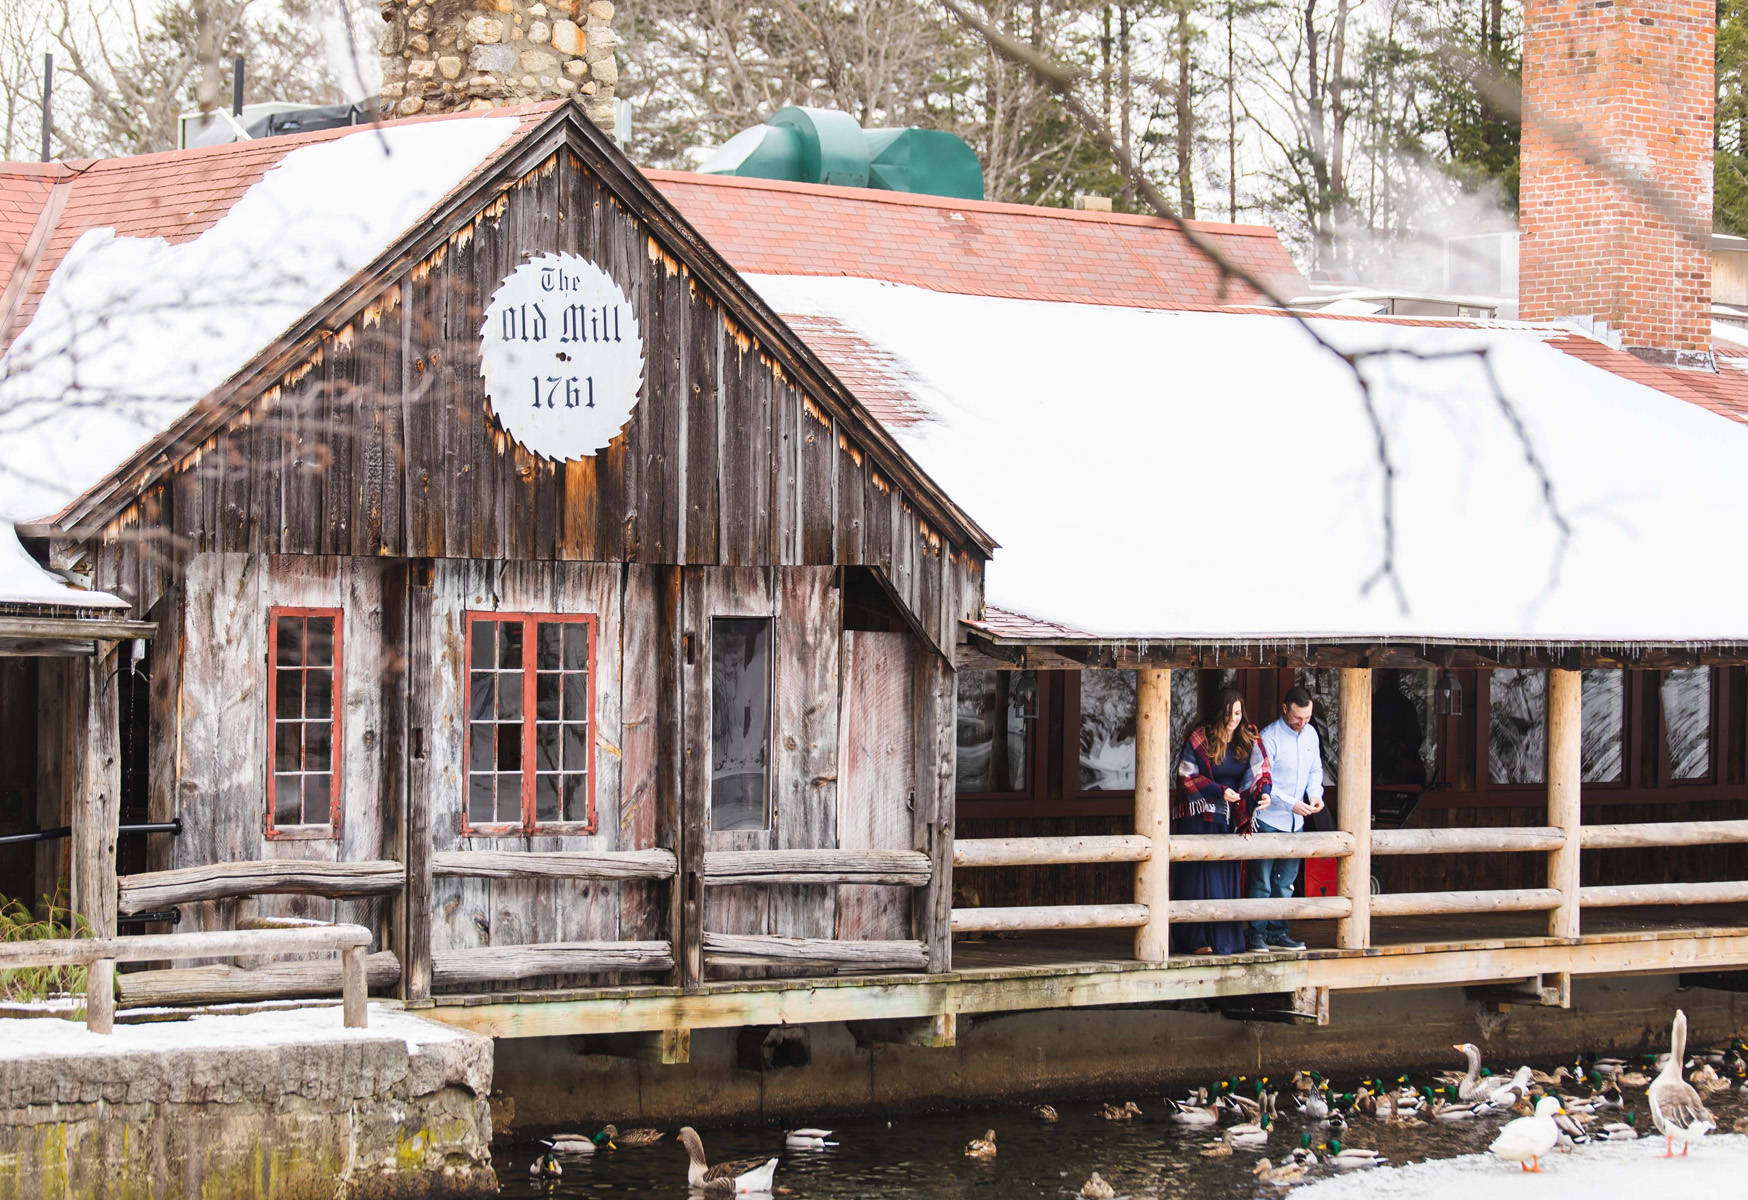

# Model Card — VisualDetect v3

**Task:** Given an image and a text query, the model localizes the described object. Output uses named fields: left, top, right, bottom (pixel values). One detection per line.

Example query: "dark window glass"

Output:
left=711, top=617, right=771, bottom=831
left=1373, top=669, right=1435, bottom=788
left=954, top=669, right=1036, bottom=793
left=269, top=611, right=339, bottom=830
left=1663, top=668, right=1711, bottom=780
left=1079, top=671, right=1136, bottom=790
left=1581, top=670, right=1624, bottom=784
left=1488, top=669, right=1546, bottom=784
left=466, top=615, right=592, bottom=831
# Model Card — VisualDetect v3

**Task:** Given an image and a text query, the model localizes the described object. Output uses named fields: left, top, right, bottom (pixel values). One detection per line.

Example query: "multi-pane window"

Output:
left=466, top=614, right=595, bottom=833
left=711, top=617, right=772, bottom=832
left=954, top=669, right=1036, bottom=793
left=1662, top=667, right=1712, bottom=781
left=269, top=609, right=340, bottom=833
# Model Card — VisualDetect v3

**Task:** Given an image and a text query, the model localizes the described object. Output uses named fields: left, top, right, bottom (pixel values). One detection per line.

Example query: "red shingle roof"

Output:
left=649, top=169, right=1306, bottom=310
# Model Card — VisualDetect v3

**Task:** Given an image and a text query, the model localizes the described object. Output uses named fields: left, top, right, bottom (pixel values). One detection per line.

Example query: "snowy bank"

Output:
left=1296, top=1133, right=1748, bottom=1199
left=0, top=1001, right=465, bottom=1059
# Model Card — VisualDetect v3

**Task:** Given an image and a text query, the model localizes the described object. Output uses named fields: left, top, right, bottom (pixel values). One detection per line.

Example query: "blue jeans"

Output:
left=1247, top=855, right=1302, bottom=945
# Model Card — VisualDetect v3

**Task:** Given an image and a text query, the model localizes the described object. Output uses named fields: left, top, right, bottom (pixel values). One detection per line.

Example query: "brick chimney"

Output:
left=379, top=0, right=618, bottom=127
left=1518, top=0, right=1714, bottom=363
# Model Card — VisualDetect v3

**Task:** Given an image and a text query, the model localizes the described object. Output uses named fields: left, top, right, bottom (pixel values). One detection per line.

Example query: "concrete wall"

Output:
left=0, top=1023, right=496, bottom=1200
left=494, top=976, right=1748, bottom=1127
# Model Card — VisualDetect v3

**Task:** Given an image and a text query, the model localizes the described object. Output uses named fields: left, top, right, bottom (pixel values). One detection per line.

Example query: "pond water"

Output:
left=493, top=1059, right=1748, bottom=1200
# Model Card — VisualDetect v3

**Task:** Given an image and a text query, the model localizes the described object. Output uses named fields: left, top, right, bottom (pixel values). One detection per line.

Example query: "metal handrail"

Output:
left=0, top=818, right=182, bottom=846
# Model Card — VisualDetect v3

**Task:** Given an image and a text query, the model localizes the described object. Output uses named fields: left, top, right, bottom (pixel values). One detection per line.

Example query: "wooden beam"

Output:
left=953, top=903, right=1150, bottom=933
left=431, top=941, right=676, bottom=985
left=701, top=849, right=929, bottom=886
left=0, top=616, right=156, bottom=642
left=419, top=927, right=1748, bottom=1041
left=1370, top=888, right=1562, bottom=917
left=1168, top=896, right=1351, bottom=922
left=954, top=834, right=1154, bottom=868
left=1171, top=832, right=1356, bottom=860
left=1547, top=669, right=1581, bottom=939
left=0, top=924, right=370, bottom=968
left=1336, top=668, right=1371, bottom=949
left=117, top=859, right=404, bottom=912
left=1581, top=881, right=1748, bottom=906
left=72, top=647, right=120, bottom=939
left=1580, top=819, right=1748, bottom=848
left=702, top=933, right=929, bottom=971
left=1370, top=827, right=1566, bottom=854
left=847, top=1013, right=957, bottom=1049
left=913, top=650, right=956, bottom=973
left=1133, top=667, right=1171, bottom=963
left=432, top=848, right=678, bottom=880
left=117, top=951, right=401, bottom=1006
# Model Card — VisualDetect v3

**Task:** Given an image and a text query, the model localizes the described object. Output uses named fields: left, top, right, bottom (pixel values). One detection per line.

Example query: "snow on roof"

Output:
left=0, top=518, right=125, bottom=608
left=0, top=115, right=522, bottom=523
left=750, top=274, right=1748, bottom=644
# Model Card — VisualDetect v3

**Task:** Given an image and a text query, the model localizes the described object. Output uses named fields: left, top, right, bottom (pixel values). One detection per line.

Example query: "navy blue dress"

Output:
left=1171, top=743, right=1248, bottom=955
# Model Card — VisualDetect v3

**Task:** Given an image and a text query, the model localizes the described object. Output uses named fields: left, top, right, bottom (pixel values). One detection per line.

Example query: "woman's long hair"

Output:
left=1202, top=687, right=1255, bottom=764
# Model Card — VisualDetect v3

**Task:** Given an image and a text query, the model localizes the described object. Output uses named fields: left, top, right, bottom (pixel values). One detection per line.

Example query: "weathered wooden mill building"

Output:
left=3, top=0, right=1748, bottom=1122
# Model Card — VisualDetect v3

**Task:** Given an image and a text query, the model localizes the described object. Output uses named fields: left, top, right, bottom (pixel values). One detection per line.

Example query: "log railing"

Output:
left=0, top=924, right=372, bottom=1033
left=118, top=860, right=403, bottom=912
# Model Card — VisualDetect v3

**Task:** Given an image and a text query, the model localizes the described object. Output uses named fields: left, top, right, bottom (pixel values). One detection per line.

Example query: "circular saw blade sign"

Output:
left=479, top=253, right=644, bottom=459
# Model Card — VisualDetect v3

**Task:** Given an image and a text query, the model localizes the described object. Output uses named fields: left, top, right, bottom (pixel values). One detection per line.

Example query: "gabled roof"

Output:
left=649, top=169, right=1305, bottom=310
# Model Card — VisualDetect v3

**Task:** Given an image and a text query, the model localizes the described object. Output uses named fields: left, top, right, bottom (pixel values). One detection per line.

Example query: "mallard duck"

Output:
left=1224, top=1113, right=1272, bottom=1147
left=530, top=1148, right=562, bottom=1178
left=545, top=1128, right=613, bottom=1154
left=610, top=1125, right=667, bottom=1148
left=1198, top=1140, right=1234, bottom=1159
left=1032, top=1104, right=1059, bottom=1122
left=1253, top=1157, right=1306, bottom=1186
left=1431, top=1093, right=1487, bottom=1121
left=1648, top=1011, right=1717, bottom=1157
left=1099, top=1101, right=1142, bottom=1121
left=1689, top=1062, right=1729, bottom=1095
left=1288, top=1134, right=1320, bottom=1166
left=1322, top=1140, right=1384, bottom=1170
left=965, top=1130, right=997, bottom=1159
left=1164, top=1097, right=1219, bottom=1126
left=1079, top=1172, right=1115, bottom=1200
left=1552, top=1107, right=1591, bottom=1149
left=1488, top=1096, right=1562, bottom=1173
left=1348, top=1088, right=1379, bottom=1119
left=1590, top=1083, right=1625, bottom=1109
left=1322, top=1107, right=1349, bottom=1132
left=1293, top=1084, right=1330, bottom=1119
left=1618, top=1070, right=1652, bottom=1089
left=784, top=1128, right=836, bottom=1149
left=1380, top=1091, right=1423, bottom=1129
left=1599, top=1113, right=1639, bottom=1141
left=676, top=1127, right=779, bottom=1194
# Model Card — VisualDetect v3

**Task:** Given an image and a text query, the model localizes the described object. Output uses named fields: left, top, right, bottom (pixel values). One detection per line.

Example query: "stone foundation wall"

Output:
left=0, top=1021, right=496, bottom=1200
left=378, top=0, right=618, bottom=125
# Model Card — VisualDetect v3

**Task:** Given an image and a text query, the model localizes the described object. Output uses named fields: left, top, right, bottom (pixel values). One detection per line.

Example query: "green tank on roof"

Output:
left=697, top=106, right=984, bottom=201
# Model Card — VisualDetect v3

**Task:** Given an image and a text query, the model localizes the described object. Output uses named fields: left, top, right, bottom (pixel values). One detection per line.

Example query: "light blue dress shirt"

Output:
left=1257, top=716, right=1324, bottom=833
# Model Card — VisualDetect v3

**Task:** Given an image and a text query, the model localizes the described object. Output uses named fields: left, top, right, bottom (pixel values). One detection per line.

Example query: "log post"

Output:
left=85, top=958, right=115, bottom=1034
left=1336, top=668, right=1371, bottom=950
left=1547, top=668, right=1582, bottom=939
left=341, top=944, right=368, bottom=1029
left=72, top=646, right=121, bottom=941
left=1133, top=667, right=1172, bottom=963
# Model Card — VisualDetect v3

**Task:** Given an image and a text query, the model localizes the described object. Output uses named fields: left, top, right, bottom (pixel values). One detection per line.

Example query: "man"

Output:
left=1248, top=686, right=1325, bottom=952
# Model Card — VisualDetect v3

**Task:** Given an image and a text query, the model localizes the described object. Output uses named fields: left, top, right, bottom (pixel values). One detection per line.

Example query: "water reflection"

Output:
left=496, top=1072, right=1746, bottom=1199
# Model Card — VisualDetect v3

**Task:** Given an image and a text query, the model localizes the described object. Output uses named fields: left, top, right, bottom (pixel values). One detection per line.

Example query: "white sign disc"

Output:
left=479, top=252, right=644, bottom=459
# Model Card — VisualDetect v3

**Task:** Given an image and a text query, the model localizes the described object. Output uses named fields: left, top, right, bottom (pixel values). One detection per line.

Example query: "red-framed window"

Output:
left=267, top=608, right=342, bottom=838
left=464, top=612, right=596, bottom=835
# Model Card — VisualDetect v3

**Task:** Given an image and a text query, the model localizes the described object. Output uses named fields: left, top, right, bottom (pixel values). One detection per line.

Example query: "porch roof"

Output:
left=747, top=275, right=1748, bottom=652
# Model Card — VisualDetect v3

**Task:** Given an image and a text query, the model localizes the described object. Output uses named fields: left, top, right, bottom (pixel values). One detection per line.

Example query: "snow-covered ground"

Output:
left=0, top=1001, right=465, bottom=1058
left=1296, top=1134, right=1748, bottom=1199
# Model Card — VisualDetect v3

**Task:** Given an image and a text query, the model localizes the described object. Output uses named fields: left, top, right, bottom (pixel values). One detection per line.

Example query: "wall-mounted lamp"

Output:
left=1435, top=669, right=1463, bottom=716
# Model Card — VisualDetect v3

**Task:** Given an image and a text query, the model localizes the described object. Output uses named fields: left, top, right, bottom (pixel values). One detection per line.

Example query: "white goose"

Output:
left=1648, top=1011, right=1717, bottom=1157
left=1487, top=1096, right=1563, bottom=1173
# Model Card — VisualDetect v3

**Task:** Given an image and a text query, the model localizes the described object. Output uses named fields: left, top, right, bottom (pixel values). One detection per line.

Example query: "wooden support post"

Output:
left=660, top=1027, right=690, bottom=1064
left=85, top=958, right=114, bottom=1034
left=1547, top=668, right=1582, bottom=942
left=401, top=560, right=434, bottom=1003
left=341, top=943, right=368, bottom=1029
left=72, top=646, right=121, bottom=940
left=913, top=650, right=956, bottom=973
left=1336, top=668, right=1371, bottom=950
left=1133, top=668, right=1172, bottom=963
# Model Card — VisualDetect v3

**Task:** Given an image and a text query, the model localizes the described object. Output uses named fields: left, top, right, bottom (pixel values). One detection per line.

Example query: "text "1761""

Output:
left=532, top=375, right=595, bottom=409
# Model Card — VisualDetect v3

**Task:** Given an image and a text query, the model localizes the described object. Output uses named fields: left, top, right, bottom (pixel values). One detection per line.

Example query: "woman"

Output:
left=1172, top=688, right=1271, bottom=955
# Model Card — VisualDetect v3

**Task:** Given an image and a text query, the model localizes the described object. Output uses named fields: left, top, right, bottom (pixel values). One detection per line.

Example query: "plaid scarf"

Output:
left=1173, top=725, right=1271, bottom=832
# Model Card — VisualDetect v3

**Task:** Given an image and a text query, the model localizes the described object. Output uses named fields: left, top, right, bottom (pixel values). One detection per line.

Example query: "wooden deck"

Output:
left=417, top=907, right=1748, bottom=1042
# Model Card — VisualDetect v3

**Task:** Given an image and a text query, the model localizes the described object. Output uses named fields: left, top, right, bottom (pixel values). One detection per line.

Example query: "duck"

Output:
left=1618, top=1069, right=1653, bottom=1089
left=1322, top=1140, right=1384, bottom=1170
left=1252, top=1157, right=1307, bottom=1186
left=545, top=1128, right=614, bottom=1154
left=1164, top=1096, right=1220, bottom=1126
left=965, top=1129, right=997, bottom=1159
left=783, top=1128, right=836, bottom=1150
left=1689, top=1062, right=1729, bottom=1095
left=676, top=1127, right=779, bottom=1195
left=1293, top=1084, right=1330, bottom=1119
left=1552, top=1107, right=1591, bottom=1149
left=1599, top=1113, right=1639, bottom=1141
left=1322, top=1107, right=1349, bottom=1132
left=1079, top=1172, right=1116, bottom=1200
left=1648, top=1011, right=1717, bottom=1157
left=1288, top=1134, right=1320, bottom=1166
left=1198, top=1140, right=1235, bottom=1159
left=1488, top=1096, right=1564, bottom=1173
left=529, top=1148, right=562, bottom=1178
left=1430, top=1094, right=1488, bottom=1121
left=609, top=1124, right=668, bottom=1147
left=1223, top=1113, right=1272, bottom=1147
left=1099, top=1101, right=1142, bottom=1121
left=1590, top=1083, right=1625, bottom=1109
left=1032, top=1104, right=1059, bottom=1122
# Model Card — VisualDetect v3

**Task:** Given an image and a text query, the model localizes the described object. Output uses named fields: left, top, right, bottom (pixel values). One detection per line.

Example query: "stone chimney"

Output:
left=379, top=0, right=619, bottom=127
left=1518, top=0, right=1713, bottom=362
